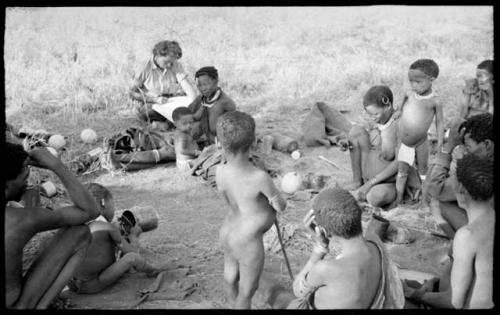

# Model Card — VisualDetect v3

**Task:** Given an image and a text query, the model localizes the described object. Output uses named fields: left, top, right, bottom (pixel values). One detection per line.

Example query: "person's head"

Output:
left=476, top=59, right=494, bottom=91
left=5, top=142, right=30, bottom=202
left=85, top=183, right=115, bottom=222
left=195, top=66, right=219, bottom=98
left=459, top=112, right=494, bottom=159
left=312, top=187, right=363, bottom=240
left=363, top=85, right=394, bottom=125
left=152, top=40, right=182, bottom=69
left=216, top=111, right=255, bottom=156
left=408, top=59, right=439, bottom=95
left=455, top=153, right=494, bottom=209
left=172, top=107, right=194, bottom=133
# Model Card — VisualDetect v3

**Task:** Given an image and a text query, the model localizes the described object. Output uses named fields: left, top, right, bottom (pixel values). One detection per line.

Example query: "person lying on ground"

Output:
left=425, top=112, right=493, bottom=239
left=459, top=59, right=494, bottom=119
left=129, top=40, right=197, bottom=125
left=5, top=143, right=99, bottom=309
left=67, top=184, right=169, bottom=294
left=188, top=66, right=236, bottom=146
left=393, top=59, right=444, bottom=208
left=287, top=187, right=404, bottom=309
left=338, top=85, right=420, bottom=209
left=172, top=107, right=201, bottom=172
left=215, top=111, right=287, bottom=309
left=403, top=153, right=494, bottom=309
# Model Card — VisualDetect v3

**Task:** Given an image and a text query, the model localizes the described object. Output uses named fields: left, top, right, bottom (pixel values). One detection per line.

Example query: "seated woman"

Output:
left=129, top=40, right=197, bottom=126
left=459, top=59, right=494, bottom=119
left=339, top=85, right=420, bottom=208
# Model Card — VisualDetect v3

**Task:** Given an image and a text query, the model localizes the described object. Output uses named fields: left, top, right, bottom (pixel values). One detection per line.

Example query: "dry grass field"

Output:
left=4, top=6, right=493, bottom=309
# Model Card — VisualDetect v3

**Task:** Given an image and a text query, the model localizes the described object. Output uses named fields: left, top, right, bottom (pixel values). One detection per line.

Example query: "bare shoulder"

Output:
left=308, top=258, right=344, bottom=284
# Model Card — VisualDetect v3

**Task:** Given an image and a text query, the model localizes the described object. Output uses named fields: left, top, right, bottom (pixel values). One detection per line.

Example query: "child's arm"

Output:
left=259, top=172, right=286, bottom=212
left=108, top=226, right=122, bottom=246
left=434, top=101, right=445, bottom=150
left=393, top=93, right=409, bottom=119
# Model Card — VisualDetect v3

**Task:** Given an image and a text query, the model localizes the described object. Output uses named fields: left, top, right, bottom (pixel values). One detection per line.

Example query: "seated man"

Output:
left=287, top=187, right=404, bottom=309
left=129, top=40, right=197, bottom=125
left=188, top=66, right=236, bottom=146
left=426, top=112, right=493, bottom=239
left=403, top=154, right=494, bottom=309
left=5, top=143, right=99, bottom=309
left=67, top=184, right=168, bottom=294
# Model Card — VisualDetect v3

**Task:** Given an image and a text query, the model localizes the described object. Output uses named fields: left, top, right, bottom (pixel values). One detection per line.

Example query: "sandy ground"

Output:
left=22, top=107, right=451, bottom=309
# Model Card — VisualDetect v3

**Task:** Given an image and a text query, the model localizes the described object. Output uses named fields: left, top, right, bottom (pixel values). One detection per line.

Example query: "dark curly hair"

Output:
left=456, top=154, right=493, bottom=201
left=6, top=142, right=29, bottom=181
left=152, top=40, right=182, bottom=59
left=312, top=187, right=362, bottom=239
left=459, top=112, right=493, bottom=144
left=216, top=111, right=255, bottom=155
left=477, top=59, right=493, bottom=75
left=172, top=106, right=192, bottom=122
left=195, top=66, right=219, bottom=80
left=410, top=59, right=440, bottom=78
left=363, top=85, right=393, bottom=108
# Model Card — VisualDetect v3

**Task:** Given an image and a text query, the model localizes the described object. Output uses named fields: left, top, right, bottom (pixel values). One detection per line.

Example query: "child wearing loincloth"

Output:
left=287, top=188, right=404, bottom=309
left=188, top=66, right=236, bottom=147
left=172, top=107, right=201, bottom=172
left=67, top=184, right=166, bottom=294
left=394, top=59, right=444, bottom=207
left=459, top=59, right=494, bottom=119
left=215, top=111, right=287, bottom=309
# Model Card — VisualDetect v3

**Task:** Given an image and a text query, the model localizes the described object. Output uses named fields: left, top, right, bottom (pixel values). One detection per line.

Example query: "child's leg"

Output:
left=347, top=125, right=371, bottom=189
left=234, top=239, right=265, bottom=309
left=223, top=251, right=240, bottom=306
left=78, top=252, right=158, bottom=294
left=415, top=139, right=429, bottom=177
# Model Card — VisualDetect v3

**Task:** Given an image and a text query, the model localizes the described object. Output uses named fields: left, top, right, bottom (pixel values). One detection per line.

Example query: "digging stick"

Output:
left=274, top=218, right=294, bottom=281
left=318, top=155, right=346, bottom=171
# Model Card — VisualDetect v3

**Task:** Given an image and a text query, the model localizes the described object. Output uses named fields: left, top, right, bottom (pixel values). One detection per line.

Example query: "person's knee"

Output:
left=121, top=252, right=143, bottom=267
left=366, top=189, right=385, bottom=207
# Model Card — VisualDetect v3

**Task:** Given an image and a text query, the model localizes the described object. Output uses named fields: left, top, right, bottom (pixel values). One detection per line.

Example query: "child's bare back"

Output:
left=399, top=93, right=438, bottom=147
left=458, top=213, right=494, bottom=308
left=217, top=164, right=276, bottom=252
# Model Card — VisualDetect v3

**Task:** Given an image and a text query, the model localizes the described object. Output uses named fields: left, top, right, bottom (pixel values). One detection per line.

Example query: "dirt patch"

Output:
left=24, top=109, right=450, bottom=309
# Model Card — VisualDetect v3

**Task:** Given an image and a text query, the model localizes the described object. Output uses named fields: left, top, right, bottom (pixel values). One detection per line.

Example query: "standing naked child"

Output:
left=172, top=107, right=201, bottom=171
left=395, top=59, right=444, bottom=206
left=215, top=111, right=287, bottom=309
left=188, top=66, right=236, bottom=146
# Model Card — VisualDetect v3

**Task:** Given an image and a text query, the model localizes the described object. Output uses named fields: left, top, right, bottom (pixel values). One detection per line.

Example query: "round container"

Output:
left=40, top=181, right=57, bottom=197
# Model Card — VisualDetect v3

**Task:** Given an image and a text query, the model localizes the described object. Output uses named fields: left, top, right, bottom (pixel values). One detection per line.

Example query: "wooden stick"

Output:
left=318, top=155, right=346, bottom=170
left=274, top=218, right=294, bottom=281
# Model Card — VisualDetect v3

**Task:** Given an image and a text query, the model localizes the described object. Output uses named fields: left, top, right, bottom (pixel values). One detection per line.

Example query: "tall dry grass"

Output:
left=4, top=6, right=493, bottom=140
